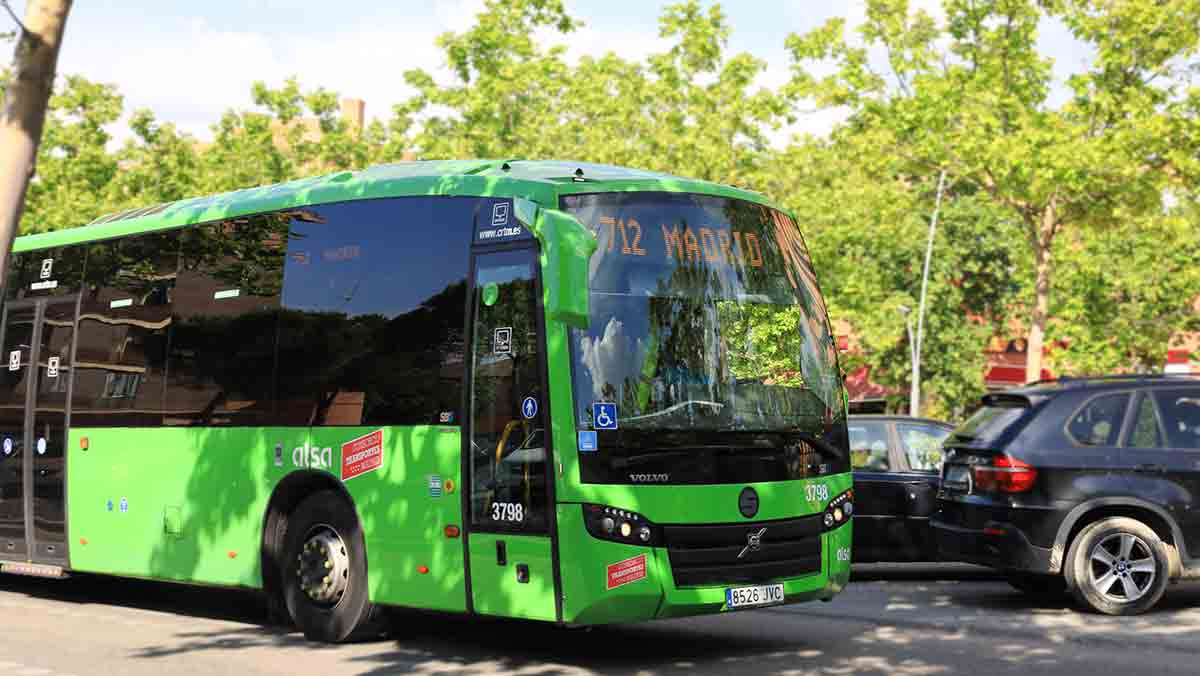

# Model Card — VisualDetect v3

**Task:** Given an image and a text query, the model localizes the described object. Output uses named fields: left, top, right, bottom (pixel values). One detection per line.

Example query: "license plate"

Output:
left=943, top=465, right=971, bottom=493
left=725, top=583, right=785, bottom=609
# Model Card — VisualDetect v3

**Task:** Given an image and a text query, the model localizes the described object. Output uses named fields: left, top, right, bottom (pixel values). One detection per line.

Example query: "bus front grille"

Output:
left=662, top=514, right=824, bottom=588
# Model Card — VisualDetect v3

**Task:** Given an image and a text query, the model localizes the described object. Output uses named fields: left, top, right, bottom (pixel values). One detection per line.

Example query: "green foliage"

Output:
left=398, top=0, right=791, bottom=186
left=785, top=0, right=1200, bottom=410
left=1051, top=204, right=1200, bottom=375
left=766, top=135, right=1029, bottom=417
left=21, top=76, right=123, bottom=233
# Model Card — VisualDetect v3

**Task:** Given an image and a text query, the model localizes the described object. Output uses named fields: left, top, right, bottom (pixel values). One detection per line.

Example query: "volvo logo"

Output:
left=738, top=528, right=767, bottom=559
left=738, top=487, right=759, bottom=518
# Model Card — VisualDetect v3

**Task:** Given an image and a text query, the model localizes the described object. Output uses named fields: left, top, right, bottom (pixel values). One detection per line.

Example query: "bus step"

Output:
left=0, top=561, right=68, bottom=579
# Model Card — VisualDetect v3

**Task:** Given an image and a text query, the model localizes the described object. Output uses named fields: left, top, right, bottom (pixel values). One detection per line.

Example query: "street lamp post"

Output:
left=898, top=305, right=918, bottom=416
left=910, top=170, right=947, bottom=419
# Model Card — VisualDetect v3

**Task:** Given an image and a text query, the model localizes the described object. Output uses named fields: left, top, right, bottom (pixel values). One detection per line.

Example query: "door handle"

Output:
left=1139, top=464, right=1166, bottom=472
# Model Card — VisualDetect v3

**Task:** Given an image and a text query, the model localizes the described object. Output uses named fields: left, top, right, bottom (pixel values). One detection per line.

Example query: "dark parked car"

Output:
left=932, top=375, right=1200, bottom=615
left=850, top=415, right=954, bottom=562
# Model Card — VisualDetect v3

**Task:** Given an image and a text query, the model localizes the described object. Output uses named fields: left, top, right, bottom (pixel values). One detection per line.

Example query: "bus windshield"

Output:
left=562, top=192, right=849, bottom=485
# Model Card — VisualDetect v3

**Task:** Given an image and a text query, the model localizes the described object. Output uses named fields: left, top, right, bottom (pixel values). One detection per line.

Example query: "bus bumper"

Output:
left=654, top=523, right=850, bottom=619
left=558, top=503, right=851, bottom=624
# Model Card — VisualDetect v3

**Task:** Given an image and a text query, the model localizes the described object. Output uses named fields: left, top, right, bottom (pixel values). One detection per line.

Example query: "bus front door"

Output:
left=464, top=246, right=559, bottom=621
left=0, top=298, right=75, bottom=567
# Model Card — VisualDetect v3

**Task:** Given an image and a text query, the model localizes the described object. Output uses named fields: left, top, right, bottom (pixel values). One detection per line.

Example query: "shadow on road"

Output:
left=6, top=568, right=1200, bottom=675
left=0, top=571, right=270, bottom=625
left=850, top=562, right=1002, bottom=583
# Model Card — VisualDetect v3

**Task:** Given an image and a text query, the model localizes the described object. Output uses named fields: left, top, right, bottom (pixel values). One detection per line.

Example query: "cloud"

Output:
left=435, top=0, right=489, bottom=32
left=56, top=18, right=448, bottom=142
left=579, top=317, right=645, bottom=403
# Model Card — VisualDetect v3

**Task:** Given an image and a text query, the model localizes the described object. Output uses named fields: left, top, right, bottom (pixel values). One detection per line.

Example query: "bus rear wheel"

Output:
left=282, top=490, right=379, bottom=642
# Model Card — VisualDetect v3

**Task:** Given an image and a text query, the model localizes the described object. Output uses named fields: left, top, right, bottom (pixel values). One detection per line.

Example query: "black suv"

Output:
left=932, top=375, right=1200, bottom=615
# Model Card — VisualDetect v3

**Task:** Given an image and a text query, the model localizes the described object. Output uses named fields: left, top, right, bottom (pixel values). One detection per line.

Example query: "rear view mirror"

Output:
left=515, top=199, right=597, bottom=328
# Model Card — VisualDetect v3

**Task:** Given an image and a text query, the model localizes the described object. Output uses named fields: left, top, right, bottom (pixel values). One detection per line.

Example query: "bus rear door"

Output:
left=0, top=297, right=76, bottom=569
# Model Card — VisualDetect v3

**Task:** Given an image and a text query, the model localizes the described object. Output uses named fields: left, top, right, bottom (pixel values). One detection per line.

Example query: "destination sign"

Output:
left=598, top=216, right=765, bottom=269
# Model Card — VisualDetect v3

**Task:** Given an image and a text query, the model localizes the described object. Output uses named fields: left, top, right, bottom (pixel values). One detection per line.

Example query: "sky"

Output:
left=8, top=0, right=1093, bottom=144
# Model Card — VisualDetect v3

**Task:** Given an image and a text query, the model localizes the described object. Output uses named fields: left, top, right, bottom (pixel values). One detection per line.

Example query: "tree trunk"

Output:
left=1025, top=199, right=1057, bottom=384
left=0, top=0, right=74, bottom=296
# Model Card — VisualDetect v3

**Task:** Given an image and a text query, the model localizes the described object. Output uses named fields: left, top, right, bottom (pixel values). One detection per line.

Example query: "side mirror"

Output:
left=515, top=198, right=597, bottom=328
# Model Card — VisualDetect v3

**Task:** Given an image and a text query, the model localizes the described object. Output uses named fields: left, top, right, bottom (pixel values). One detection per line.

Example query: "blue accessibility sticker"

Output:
left=592, top=402, right=618, bottom=430
left=578, top=430, right=598, bottom=452
left=522, top=396, right=538, bottom=419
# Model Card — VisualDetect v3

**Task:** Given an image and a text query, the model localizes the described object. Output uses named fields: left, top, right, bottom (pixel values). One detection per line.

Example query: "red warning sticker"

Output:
left=606, top=554, right=648, bottom=590
left=341, top=429, right=384, bottom=481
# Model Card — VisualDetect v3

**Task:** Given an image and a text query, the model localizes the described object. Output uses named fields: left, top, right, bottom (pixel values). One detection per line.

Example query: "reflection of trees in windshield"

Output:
left=569, top=192, right=846, bottom=435
left=575, top=264, right=836, bottom=431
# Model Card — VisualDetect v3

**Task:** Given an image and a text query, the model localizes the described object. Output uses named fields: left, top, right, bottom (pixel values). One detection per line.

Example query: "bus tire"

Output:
left=281, top=490, right=380, bottom=642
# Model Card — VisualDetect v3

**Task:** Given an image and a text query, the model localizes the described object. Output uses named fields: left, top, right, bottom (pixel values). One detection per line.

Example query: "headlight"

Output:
left=583, top=504, right=663, bottom=546
left=823, top=489, right=853, bottom=531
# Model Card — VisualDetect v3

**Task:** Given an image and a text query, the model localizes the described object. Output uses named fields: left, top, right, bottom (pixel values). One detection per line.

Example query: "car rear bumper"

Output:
left=930, top=518, right=1054, bottom=573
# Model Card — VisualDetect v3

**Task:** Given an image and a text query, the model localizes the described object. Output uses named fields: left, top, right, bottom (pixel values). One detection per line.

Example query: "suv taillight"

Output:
left=972, top=455, right=1037, bottom=493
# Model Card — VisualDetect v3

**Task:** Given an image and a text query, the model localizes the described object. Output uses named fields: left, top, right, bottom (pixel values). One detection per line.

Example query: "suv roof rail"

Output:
left=1024, top=373, right=1199, bottom=387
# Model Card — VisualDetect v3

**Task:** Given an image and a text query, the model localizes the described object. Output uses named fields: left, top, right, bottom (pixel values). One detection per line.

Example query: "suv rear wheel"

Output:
left=1065, top=517, right=1169, bottom=616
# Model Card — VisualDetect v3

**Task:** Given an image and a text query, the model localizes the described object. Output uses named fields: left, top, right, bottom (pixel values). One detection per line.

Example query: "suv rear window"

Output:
left=951, top=396, right=1029, bottom=446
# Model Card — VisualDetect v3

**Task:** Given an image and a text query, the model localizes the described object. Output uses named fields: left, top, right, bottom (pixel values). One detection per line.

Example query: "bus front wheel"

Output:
left=282, top=490, right=379, bottom=642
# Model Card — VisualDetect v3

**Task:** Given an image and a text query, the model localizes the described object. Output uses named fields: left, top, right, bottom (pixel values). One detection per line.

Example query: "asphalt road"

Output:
left=2, top=564, right=1200, bottom=675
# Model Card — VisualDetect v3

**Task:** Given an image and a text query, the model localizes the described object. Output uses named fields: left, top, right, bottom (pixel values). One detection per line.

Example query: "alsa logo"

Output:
left=293, top=442, right=333, bottom=470
left=629, top=473, right=670, bottom=483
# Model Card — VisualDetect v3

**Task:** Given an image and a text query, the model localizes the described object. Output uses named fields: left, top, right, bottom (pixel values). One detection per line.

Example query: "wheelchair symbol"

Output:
left=592, top=402, right=618, bottom=430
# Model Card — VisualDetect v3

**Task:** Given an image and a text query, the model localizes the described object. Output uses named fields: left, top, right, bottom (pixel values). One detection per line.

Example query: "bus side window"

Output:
left=165, top=218, right=285, bottom=426
left=276, top=197, right=473, bottom=427
left=73, top=232, right=180, bottom=427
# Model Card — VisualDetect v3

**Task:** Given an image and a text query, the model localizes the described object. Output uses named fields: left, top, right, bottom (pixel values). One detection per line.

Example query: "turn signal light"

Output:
left=417, top=565, right=429, bottom=574
left=444, top=525, right=461, bottom=538
left=973, top=455, right=1037, bottom=493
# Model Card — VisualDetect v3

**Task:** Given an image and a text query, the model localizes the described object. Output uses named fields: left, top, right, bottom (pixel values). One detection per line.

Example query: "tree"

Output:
left=107, top=108, right=201, bottom=208
left=397, top=0, right=793, bottom=188
left=0, top=0, right=73, bottom=291
left=764, top=134, right=1027, bottom=417
left=1051, top=205, right=1200, bottom=375
left=787, top=0, right=1200, bottom=383
left=20, top=75, right=122, bottom=233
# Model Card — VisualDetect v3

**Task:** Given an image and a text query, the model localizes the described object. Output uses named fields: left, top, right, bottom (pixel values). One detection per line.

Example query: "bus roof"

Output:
left=14, top=159, right=776, bottom=253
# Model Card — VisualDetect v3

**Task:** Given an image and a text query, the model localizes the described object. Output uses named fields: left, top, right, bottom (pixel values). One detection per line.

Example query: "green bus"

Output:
left=0, top=160, right=852, bottom=642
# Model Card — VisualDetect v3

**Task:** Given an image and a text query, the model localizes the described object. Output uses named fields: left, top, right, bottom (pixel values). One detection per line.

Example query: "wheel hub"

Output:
left=295, top=526, right=350, bottom=606
left=1089, top=532, right=1155, bottom=604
